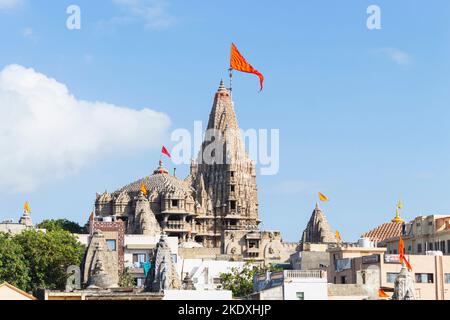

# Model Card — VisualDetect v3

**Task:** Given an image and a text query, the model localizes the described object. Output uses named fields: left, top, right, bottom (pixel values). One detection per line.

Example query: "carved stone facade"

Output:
left=95, top=81, right=259, bottom=249
left=299, top=203, right=337, bottom=250
left=82, top=230, right=119, bottom=289
left=222, top=230, right=297, bottom=267
left=146, top=234, right=181, bottom=292
left=392, top=265, right=415, bottom=300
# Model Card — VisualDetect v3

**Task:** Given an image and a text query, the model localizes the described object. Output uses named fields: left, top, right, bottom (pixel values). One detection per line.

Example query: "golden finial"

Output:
left=392, top=200, right=405, bottom=224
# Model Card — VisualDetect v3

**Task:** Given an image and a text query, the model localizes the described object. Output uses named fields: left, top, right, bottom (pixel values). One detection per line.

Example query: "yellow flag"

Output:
left=140, top=182, right=148, bottom=196
left=24, top=201, right=30, bottom=213
left=318, top=192, right=329, bottom=202
left=397, top=200, right=402, bottom=209
left=335, top=230, right=342, bottom=241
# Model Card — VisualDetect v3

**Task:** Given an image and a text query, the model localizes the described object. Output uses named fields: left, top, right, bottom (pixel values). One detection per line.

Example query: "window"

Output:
left=171, top=254, right=178, bottom=263
left=296, top=292, right=305, bottom=300
left=445, top=274, right=450, bottom=284
left=230, top=185, right=235, bottom=192
left=417, top=243, right=422, bottom=253
left=429, top=243, right=433, bottom=251
left=230, top=172, right=235, bottom=178
left=133, top=253, right=146, bottom=267
left=230, top=201, right=236, bottom=210
left=428, top=221, right=433, bottom=226
left=106, top=239, right=117, bottom=251
left=171, top=199, right=179, bottom=207
left=386, top=273, right=398, bottom=283
left=441, top=241, right=446, bottom=254
left=448, top=240, right=450, bottom=254
left=136, top=277, right=146, bottom=288
left=415, top=273, right=434, bottom=283
left=248, top=240, right=259, bottom=249
left=340, top=276, right=346, bottom=284
left=407, top=245, right=412, bottom=252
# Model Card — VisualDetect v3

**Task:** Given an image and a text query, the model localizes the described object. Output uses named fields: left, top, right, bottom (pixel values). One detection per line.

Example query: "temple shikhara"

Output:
left=95, top=81, right=262, bottom=250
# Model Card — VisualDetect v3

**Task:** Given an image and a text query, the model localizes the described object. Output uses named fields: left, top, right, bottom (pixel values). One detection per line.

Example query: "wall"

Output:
left=283, top=279, right=328, bottom=300
left=0, top=285, right=35, bottom=300
left=163, top=289, right=232, bottom=300
left=177, top=259, right=245, bottom=290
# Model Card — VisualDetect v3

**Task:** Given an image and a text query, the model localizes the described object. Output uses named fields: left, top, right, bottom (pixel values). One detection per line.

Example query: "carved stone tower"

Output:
left=190, top=80, right=260, bottom=248
left=299, top=203, right=337, bottom=250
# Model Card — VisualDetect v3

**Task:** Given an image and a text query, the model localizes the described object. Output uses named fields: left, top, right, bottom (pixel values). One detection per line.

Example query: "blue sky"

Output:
left=0, top=0, right=450, bottom=242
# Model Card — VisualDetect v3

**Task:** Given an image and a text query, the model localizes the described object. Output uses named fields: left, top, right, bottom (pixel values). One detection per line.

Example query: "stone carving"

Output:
left=182, top=274, right=196, bottom=290
left=82, top=230, right=119, bottom=288
left=299, top=203, right=337, bottom=249
left=392, top=265, right=415, bottom=300
left=87, top=256, right=118, bottom=289
left=65, top=265, right=81, bottom=292
left=135, top=191, right=161, bottom=236
left=146, top=234, right=181, bottom=292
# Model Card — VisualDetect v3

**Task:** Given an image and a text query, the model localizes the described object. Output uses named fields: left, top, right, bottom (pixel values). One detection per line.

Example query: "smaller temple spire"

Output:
left=218, top=79, right=226, bottom=92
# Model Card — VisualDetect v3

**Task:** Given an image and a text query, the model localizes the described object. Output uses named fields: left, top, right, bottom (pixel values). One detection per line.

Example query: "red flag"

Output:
left=230, top=43, right=264, bottom=91
left=162, top=146, right=171, bottom=158
left=399, top=237, right=413, bottom=271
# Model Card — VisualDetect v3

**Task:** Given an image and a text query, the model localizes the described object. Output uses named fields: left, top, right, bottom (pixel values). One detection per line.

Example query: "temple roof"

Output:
left=114, top=161, right=194, bottom=197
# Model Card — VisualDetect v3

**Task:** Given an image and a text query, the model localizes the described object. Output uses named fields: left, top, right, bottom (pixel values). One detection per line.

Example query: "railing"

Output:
left=165, top=221, right=189, bottom=230
left=285, top=270, right=326, bottom=279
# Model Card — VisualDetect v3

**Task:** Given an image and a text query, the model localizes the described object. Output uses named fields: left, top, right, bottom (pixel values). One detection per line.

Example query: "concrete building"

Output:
left=250, top=270, right=328, bottom=300
left=0, top=208, right=36, bottom=235
left=385, top=215, right=450, bottom=255
left=327, top=244, right=450, bottom=300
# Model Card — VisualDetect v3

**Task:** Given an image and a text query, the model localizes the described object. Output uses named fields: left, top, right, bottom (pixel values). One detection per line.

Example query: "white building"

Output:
left=250, top=270, right=328, bottom=300
left=177, top=258, right=245, bottom=291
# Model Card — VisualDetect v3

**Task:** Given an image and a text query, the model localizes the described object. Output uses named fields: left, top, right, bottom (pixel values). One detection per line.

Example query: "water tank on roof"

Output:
left=358, top=237, right=372, bottom=248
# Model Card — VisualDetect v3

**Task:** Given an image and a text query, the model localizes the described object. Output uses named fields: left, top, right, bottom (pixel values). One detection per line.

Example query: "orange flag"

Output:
left=140, top=182, right=148, bottom=197
left=230, top=43, right=264, bottom=91
left=378, top=288, right=389, bottom=298
left=24, top=201, right=30, bottom=213
left=89, top=212, right=94, bottom=221
left=399, top=237, right=413, bottom=271
left=318, top=192, right=329, bottom=202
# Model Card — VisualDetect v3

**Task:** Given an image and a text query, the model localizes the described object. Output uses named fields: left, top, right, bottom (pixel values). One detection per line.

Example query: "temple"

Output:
left=94, top=81, right=260, bottom=249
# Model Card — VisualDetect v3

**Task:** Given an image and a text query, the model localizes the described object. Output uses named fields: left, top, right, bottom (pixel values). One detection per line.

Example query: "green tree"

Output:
left=0, top=233, right=30, bottom=290
left=36, top=219, right=85, bottom=234
left=14, top=229, right=85, bottom=292
left=119, top=268, right=136, bottom=288
left=220, top=262, right=284, bottom=298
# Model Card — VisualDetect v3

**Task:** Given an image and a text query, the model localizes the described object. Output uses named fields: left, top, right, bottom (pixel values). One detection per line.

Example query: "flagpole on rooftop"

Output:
left=228, top=68, right=233, bottom=96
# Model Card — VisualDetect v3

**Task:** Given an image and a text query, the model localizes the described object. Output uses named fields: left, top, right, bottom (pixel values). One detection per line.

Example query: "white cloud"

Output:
left=0, top=0, right=22, bottom=10
left=0, top=64, right=171, bottom=192
left=111, top=0, right=175, bottom=29
left=22, top=27, right=33, bottom=37
left=379, top=48, right=411, bottom=65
